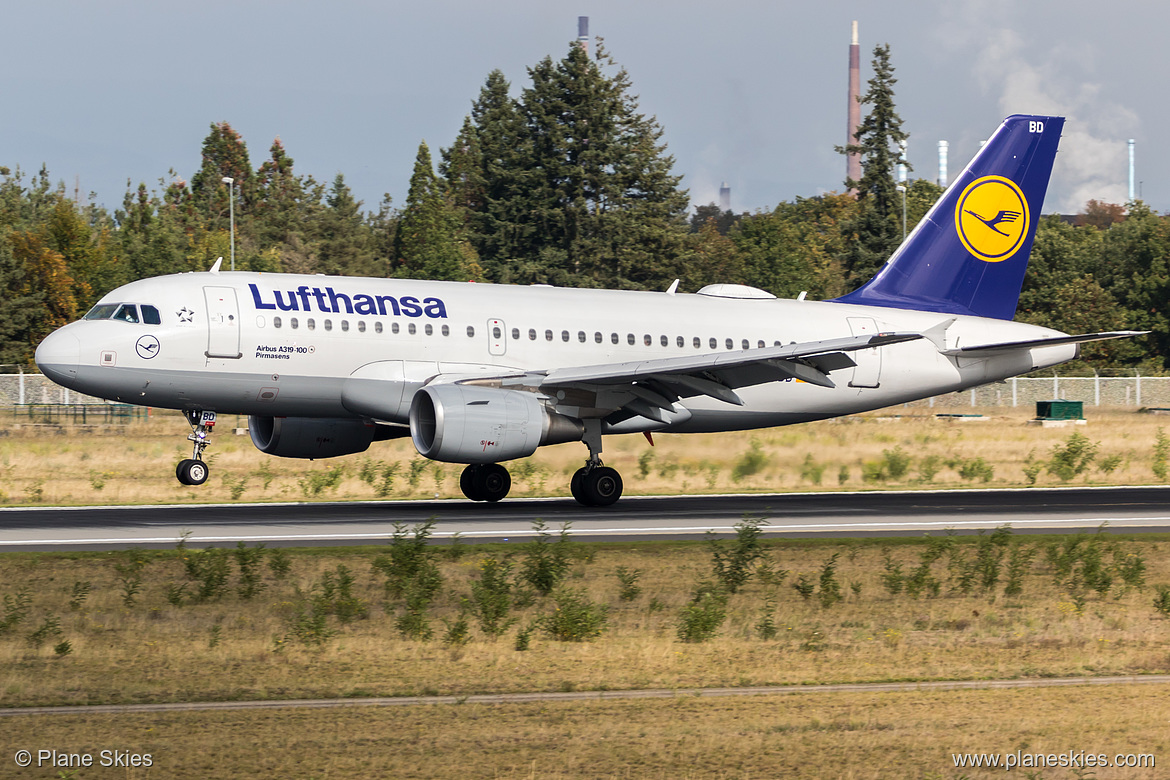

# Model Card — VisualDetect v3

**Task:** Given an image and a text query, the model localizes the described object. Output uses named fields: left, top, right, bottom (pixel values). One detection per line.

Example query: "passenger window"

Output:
left=529, top=328, right=537, bottom=340
left=561, top=330, right=569, bottom=342
left=594, top=332, right=603, bottom=344
left=493, top=326, right=502, bottom=339
left=660, top=335, right=668, bottom=347
left=324, top=319, right=333, bottom=331
left=742, top=339, right=749, bottom=349
left=545, top=330, right=553, bottom=342
left=408, top=323, right=416, bottom=335
left=758, top=340, right=765, bottom=349
left=677, top=336, right=684, bottom=348
left=643, top=334, right=652, bottom=346
left=291, top=318, right=299, bottom=330
left=392, top=323, right=400, bottom=334
left=273, top=317, right=282, bottom=328
left=442, top=324, right=449, bottom=336
left=306, top=318, right=316, bottom=331
left=577, top=331, right=586, bottom=343
left=375, top=322, right=383, bottom=334
left=341, top=320, right=349, bottom=332
left=467, top=326, right=475, bottom=337
left=725, top=338, right=734, bottom=350
left=511, top=327, right=520, bottom=340
left=611, top=333, right=619, bottom=345
left=693, top=337, right=700, bottom=348
left=358, top=321, right=366, bottom=333
left=141, top=305, right=161, bottom=325
left=425, top=324, right=433, bottom=336
left=709, top=338, right=717, bottom=350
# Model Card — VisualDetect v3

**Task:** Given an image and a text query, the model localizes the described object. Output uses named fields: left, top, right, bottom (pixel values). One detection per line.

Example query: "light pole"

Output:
left=221, top=176, right=235, bottom=271
left=895, top=184, right=907, bottom=243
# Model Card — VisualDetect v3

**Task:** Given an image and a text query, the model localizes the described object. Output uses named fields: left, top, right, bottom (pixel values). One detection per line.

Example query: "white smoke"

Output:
left=941, top=8, right=1138, bottom=213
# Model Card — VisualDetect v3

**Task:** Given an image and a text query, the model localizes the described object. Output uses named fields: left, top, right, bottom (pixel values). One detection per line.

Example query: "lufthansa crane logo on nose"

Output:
left=135, top=335, right=161, bottom=360
left=955, top=175, right=1030, bottom=262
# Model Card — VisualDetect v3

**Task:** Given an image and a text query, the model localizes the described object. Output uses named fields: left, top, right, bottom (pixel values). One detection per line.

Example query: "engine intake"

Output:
left=409, top=385, right=582, bottom=463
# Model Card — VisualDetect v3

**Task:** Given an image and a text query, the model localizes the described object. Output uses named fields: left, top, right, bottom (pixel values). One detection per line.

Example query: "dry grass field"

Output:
left=3, top=409, right=1170, bottom=778
left=0, top=405, right=1168, bottom=505
left=3, top=685, right=1167, bottom=778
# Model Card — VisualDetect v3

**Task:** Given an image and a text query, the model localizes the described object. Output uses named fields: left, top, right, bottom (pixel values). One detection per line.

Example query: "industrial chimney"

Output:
left=577, top=17, right=589, bottom=53
left=846, top=21, right=862, bottom=188
left=1129, top=139, right=1136, bottom=202
left=937, top=140, right=949, bottom=188
left=719, top=182, right=731, bottom=212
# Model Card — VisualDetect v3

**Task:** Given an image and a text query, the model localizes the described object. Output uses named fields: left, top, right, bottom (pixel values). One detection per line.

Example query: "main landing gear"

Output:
left=176, top=410, right=216, bottom=486
left=458, top=423, right=624, bottom=507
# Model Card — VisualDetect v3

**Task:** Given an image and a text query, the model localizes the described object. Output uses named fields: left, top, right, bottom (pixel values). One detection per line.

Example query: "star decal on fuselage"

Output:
left=177, top=306, right=195, bottom=323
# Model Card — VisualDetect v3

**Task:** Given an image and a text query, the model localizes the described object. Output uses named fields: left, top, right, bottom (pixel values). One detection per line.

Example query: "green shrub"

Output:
left=469, top=557, right=516, bottom=637
left=707, top=516, right=765, bottom=594
left=882, top=446, right=911, bottom=480
left=1047, top=432, right=1097, bottom=482
left=614, top=566, right=643, bottom=602
left=520, top=520, right=574, bottom=595
left=541, top=588, right=608, bottom=642
left=676, top=587, right=727, bottom=643
left=731, top=439, right=769, bottom=482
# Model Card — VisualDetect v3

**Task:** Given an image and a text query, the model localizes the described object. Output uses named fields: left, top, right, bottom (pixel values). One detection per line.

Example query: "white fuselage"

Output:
left=36, top=271, right=1075, bottom=433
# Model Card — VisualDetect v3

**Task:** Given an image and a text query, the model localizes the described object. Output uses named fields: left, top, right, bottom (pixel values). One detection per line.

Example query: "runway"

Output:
left=2, top=486, right=1169, bottom=551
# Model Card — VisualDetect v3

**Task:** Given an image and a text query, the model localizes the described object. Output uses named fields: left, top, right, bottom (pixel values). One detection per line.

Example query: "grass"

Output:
left=2, top=532, right=1170, bottom=709
left=1, top=406, right=1169, bottom=505
left=3, top=685, right=1166, bottom=778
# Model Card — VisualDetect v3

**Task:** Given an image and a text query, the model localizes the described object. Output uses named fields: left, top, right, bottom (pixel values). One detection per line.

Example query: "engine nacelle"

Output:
left=409, top=385, right=582, bottom=463
left=249, top=416, right=377, bottom=459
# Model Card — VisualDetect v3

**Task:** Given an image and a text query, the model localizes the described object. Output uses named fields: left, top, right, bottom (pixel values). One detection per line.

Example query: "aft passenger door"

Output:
left=204, top=286, right=242, bottom=359
left=846, top=316, right=881, bottom=388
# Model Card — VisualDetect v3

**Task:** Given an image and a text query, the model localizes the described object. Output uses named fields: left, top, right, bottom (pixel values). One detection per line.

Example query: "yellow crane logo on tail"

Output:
left=955, top=175, right=1030, bottom=262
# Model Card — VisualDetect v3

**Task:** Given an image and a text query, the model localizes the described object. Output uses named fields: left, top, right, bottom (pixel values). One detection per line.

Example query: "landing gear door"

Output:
left=846, top=316, right=881, bottom=388
left=204, top=286, right=242, bottom=359
left=487, top=319, right=506, bottom=357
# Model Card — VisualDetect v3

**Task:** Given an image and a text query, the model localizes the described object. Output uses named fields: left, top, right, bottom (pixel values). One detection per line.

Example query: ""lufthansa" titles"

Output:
left=248, top=284, right=447, bottom=318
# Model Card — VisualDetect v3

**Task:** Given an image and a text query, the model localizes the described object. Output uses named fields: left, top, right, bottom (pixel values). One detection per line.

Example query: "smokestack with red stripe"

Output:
left=846, top=21, right=862, bottom=189
left=578, top=17, right=589, bottom=53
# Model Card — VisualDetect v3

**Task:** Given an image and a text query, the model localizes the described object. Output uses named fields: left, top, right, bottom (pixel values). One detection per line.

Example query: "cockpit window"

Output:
left=113, top=304, right=139, bottom=323
left=84, top=302, right=161, bottom=325
left=85, top=304, right=119, bottom=320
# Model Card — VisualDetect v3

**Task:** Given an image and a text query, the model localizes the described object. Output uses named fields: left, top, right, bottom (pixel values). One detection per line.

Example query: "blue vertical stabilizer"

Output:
left=832, top=114, right=1064, bottom=320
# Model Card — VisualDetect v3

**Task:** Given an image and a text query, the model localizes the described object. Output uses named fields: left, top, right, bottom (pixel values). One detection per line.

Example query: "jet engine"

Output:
left=409, top=385, right=582, bottom=463
left=249, top=416, right=381, bottom=459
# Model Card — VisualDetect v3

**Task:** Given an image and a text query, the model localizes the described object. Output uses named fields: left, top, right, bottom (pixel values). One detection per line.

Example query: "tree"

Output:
left=837, top=44, right=909, bottom=284
left=190, top=122, right=253, bottom=228
left=393, top=141, right=480, bottom=281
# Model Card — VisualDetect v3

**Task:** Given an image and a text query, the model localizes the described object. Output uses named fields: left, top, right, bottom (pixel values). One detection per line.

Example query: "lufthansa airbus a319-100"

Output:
left=35, top=115, right=1141, bottom=506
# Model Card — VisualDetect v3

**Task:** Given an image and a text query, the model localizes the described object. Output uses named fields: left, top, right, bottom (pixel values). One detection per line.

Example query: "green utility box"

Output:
left=1036, top=400, right=1084, bottom=420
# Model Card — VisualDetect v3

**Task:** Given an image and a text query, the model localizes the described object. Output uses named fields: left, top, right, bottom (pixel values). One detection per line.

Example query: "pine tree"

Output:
left=190, top=122, right=253, bottom=228
left=837, top=44, right=909, bottom=284
left=393, top=141, right=479, bottom=281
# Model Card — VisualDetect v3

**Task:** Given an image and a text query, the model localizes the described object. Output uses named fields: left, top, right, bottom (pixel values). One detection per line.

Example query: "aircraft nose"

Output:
left=35, top=328, right=81, bottom=387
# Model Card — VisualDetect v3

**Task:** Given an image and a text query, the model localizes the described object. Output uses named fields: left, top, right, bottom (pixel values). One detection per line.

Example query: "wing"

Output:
left=939, top=330, right=1146, bottom=357
left=451, top=331, right=924, bottom=426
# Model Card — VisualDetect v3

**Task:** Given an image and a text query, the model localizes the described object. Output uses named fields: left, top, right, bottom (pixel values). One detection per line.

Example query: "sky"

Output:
left=3, top=0, right=1165, bottom=218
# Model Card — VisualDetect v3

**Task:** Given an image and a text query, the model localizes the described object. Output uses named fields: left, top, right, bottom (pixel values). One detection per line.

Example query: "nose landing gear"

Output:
left=176, top=410, right=216, bottom=486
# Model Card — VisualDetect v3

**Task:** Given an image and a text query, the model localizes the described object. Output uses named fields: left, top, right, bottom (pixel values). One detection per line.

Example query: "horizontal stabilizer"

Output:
left=940, top=331, right=1147, bottom=357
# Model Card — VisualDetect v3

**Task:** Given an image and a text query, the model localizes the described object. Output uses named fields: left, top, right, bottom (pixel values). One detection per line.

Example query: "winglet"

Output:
left=210, top=257, right=223, bottom=274
left=665, top=279, right=680, bottom=296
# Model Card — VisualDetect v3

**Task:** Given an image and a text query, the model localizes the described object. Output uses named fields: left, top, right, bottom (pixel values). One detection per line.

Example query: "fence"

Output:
left=2, top=372, right=1170, bottom=415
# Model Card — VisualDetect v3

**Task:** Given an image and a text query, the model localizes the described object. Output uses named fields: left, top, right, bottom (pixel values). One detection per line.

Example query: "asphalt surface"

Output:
left=2, top=486, right=1170, bottom=550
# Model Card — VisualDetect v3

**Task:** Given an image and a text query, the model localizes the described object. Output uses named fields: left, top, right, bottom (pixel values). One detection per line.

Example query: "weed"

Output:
left=755, top=555, right=789, bottom=587
left=268, top=547, right=292, bottom=580
left=882, top=446, right=911, bottom=480
left=25, top=479, right=44, bottom=502
left=53, top=639, right=73, bottom=657
left=445, top=532, right=466, bottom=561
left=373, top=520, right=442, bottom=601
left=755, top=595, right=778, bottom=640
left=514, top=621, right=537, bottom=651
left=299, top=465, right=345, bottom=497
left=89, top=470, right=114, bottom=490
left=208, top=622, right=223, bottom=649
left=0, top=589, right=32, bottom=634
left=638, top=449, right=655, bottom=479
left=255, top=460, right=275, bottom=490
left=1003, top=543, right=1037, bottom=598
left=234, top=542, right=267, bottom=600
left=541, top=588, right=608, bottom=642
left=376, top=462, right=400, bottom=497
left=917, top=455, right=942, bottom=483
left=164, top=582, right=188, bottom=607
left=1154, top=428, right=1169, bottom=481
left=818, top=553, right=843, bottom=608
left=225, top=475, right=248, bottom=500
left=282, top=586, right=337, bottom=648
left=519, top=520, right=573, bottom=596
left=707, top=516, right=765, bottom=594
left=68, top=581, right=92, bottom=611
left=792, top=574, right=815, bottom=601
left=837, top=465, right=849, bottom=485
left=731, top=439, right=769, bottom=482
left=881, top=550, right=905, bottom=596
left=113, top=549, right=149, bottom=608
left=468, top=557, right=516, bottom=637
left=1048, top=432, right=1098, bottom=482
left=183, top=547, right=231, bottom=602
left=320, top=564, right=368, bottom=624
left=957, top=457, right=995, bottom=482
left=1153, top=586, right=1170, bottom=617
left=442, top=614, right=471, bottom=646
left=407, top=458, right=429, bottom=490
left=800, top=454, right=825, bottom=485
left=1098, top=453, right=1123, bottom=474
left=615, top=566, right=643, bottom=601
left=27, top=615, right=62, bottom=648
left=676, top=586, right=727, bottom=643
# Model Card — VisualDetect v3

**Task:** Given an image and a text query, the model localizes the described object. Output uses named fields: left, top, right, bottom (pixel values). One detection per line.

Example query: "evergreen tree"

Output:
left=837, top=44, right=909, bottom=284
left=190, top=122, right=253, bottom=229
left=318, top=174, right=386, bottom=277
left=393, top=141, right=479, bottom=281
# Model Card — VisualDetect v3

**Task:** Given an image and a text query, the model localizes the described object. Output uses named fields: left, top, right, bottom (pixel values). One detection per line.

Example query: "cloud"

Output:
left=942, top=8, right=1139, bottom=212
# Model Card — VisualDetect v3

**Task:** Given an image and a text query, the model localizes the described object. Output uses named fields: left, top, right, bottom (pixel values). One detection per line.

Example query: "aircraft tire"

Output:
left=570, top=467, right=589, bottom=505
left=474, top=463, right=511, bottom=503
left=583, top=467, right=622, bottom=507
left=175, top=459, right=194, bottom=485
left=460, top=465, right=484, bottom=501
left=180, top=459, right=210, bottom=486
